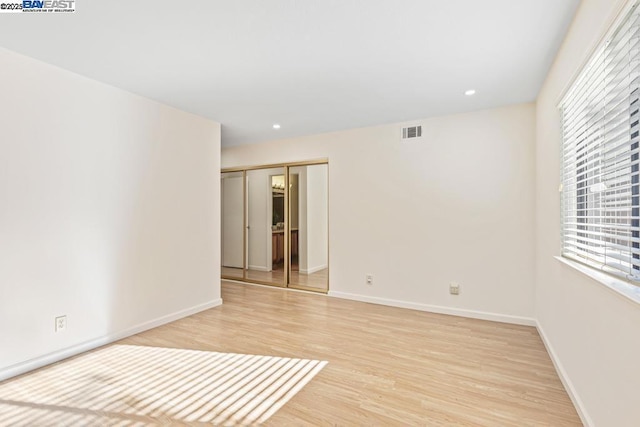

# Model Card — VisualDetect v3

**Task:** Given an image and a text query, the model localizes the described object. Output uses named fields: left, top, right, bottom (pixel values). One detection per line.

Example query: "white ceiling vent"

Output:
left=401, top=125, right=423, bottom=141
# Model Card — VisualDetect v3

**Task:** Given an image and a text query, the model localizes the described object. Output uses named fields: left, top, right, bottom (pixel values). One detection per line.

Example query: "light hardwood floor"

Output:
left=121, top=281, right=581, bottom=426
left=1, top=282, right=581, bottom=426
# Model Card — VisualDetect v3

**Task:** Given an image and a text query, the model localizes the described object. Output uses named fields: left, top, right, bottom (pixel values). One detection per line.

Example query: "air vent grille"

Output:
left=401, top=125, right=422, bottom=140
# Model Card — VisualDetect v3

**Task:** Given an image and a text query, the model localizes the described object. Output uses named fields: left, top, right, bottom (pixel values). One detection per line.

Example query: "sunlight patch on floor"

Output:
left=0, top=345, right=327, bottom=426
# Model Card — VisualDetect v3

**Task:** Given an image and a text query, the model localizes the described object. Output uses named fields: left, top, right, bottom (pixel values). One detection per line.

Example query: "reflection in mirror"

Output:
left=246, top=167, right=286, bottom=286
left=289, top=164, right=328, bottom=291
left=221, top=171, right=244, bottom=279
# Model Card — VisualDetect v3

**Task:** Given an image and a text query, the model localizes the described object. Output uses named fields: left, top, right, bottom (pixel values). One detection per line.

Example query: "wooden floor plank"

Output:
left=119, top=281, right=581, bottom=426
left=0, top=281, right=581, bottom=425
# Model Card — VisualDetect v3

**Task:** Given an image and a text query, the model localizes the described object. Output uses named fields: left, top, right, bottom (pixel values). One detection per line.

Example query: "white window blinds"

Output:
left=561, top=3, right=640, bottom=283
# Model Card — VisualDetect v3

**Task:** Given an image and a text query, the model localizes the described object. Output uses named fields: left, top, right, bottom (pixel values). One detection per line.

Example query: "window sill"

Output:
left=554, top=256, right=640, bottom=305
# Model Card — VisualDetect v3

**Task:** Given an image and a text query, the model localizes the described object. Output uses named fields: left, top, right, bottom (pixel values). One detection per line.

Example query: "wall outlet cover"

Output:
left=449, top=282, right=460, bottom=295
left=55, top=315, right=67, bottom=332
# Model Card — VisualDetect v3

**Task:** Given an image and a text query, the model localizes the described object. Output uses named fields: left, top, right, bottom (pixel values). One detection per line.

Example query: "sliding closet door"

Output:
left=221, top=171, right=245, bottom=280
left=245, top=167, right=287, bottom=287
left=222, top=161, right=328, bottom=292
left=288, top=164, right=328, bottom=292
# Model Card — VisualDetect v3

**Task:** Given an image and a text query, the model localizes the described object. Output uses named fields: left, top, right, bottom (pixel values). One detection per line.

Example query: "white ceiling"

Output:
left=0, top=1, right=580, bottom=147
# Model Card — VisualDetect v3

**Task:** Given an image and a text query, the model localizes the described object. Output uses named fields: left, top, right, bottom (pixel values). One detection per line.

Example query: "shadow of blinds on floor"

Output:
left=0, top=344, right=327, bottom=426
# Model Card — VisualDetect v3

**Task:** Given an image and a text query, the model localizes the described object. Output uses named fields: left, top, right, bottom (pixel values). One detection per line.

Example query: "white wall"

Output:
left=535, top=1, right=640, bottom=426
left=0, top=48, right=221, bottom=380
left=223, top=103, right=536, bottom=324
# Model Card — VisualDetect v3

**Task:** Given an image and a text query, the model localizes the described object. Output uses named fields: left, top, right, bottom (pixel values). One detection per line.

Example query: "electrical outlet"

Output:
left=449, top=282, right=460, bottom=295
left=55, top=315, right=67, bottom=332
left=366, top=274, right=373, bottom=285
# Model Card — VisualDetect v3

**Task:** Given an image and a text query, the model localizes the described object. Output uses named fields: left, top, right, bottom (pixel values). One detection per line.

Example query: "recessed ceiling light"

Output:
left=272, top=124, right=281, bottom=129
left=465, top=89, right=476, bottom=96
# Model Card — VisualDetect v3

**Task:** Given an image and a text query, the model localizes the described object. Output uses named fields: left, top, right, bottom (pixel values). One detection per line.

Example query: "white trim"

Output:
left=300, top=264, right=327, bottom=274
left=536, top=321, right=593, bottom=427
left=555, top=256, right=640, bottom=305
left=0, top=298, right=222, bottom=382
left=248, top=265, right=270, bottom=272
left=327, top=291, right=535, bottom=326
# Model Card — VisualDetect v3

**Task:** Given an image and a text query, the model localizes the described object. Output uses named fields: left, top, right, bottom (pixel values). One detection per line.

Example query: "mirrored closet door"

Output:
left=221, top=160, right=328, bottom=293
left=288, top=164, right=328, bottom=291
left=221, top=171, right=244, bottom=280
left=246, top=167, right=287, bottom=287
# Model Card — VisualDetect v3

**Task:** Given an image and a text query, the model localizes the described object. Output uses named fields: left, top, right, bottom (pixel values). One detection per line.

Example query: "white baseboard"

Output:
left=300, top=264, right=328, bottom=274
left=327, top=291, right=536, bottom=326
left=0, top=298, right=223, bottom=382
left=248, top=265, right=269, bottom=272
left=536, top=321, right=592, bottom=427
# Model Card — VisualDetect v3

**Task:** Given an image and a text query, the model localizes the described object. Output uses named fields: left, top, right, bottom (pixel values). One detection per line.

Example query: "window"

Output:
left=561, top=2, right=640, bottom=283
